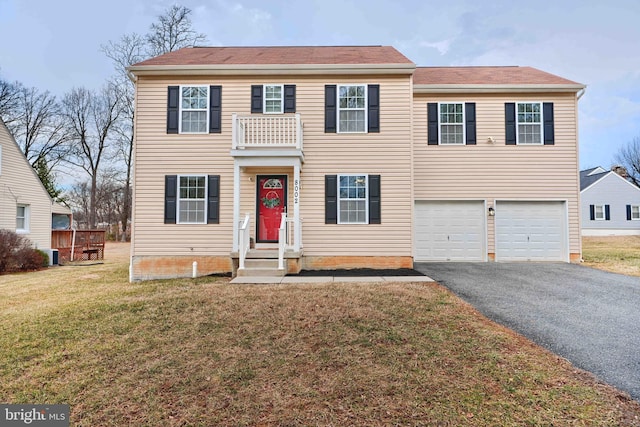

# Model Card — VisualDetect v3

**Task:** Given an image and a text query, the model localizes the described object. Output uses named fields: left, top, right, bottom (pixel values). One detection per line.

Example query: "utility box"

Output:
left=47, top=249, right=59, bottom=266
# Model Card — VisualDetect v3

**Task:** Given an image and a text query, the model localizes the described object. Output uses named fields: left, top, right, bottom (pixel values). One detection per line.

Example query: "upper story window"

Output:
left=338, top=85, right=367, bottom=133
left=264, top=85, right=283, bottom=114
left=631, top=205, right=640, bottom=220
left=324, top=85, right=379, bottom=134
left=427, top=102, right=476, bottom=146
left=167, top=85, right=221, bottom=134
left=16, top=205, right=29, bottom=232
left=251, top=84, right=295, bottom=114
left=178, top=175, right=207, bottom=224
left=517, top=102, right=542, bottom=145
left=439, top=103, right=465, bottom=145
left=180, top=86, right=209, bottom=133
left=505, top=102, right=553, bottom=145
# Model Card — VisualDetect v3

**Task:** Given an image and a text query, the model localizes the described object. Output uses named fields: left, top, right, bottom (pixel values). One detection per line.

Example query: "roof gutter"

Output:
left=128, top=63, right=417, bottom=77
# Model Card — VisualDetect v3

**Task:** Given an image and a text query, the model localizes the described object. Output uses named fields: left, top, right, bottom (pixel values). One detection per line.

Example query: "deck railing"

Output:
left=51, top=229, right=106, bottom=262
left=238, top=213, right=251, bottom=270
left=278, top=213, right=303, bottom=270
left=232, top=113, right=303, bottom=150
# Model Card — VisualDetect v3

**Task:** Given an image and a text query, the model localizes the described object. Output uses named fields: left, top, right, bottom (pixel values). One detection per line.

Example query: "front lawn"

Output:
left=1, top=243, right=639, bottom=425
left=582, top=236, right=640, bottom=276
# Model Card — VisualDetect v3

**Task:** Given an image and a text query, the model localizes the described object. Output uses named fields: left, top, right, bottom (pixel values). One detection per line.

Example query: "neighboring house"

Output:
left=0, top=119, right=72, bottom=255
left=128, top=46, right=585, bottom=280
left=580, top=166, right=640, bottom=235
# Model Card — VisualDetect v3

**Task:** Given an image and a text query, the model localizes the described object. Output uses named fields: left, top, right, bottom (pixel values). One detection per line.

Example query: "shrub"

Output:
left=36, top=249, right=49, bottom=267
left=15, top=248, right=48, bottom=271
left=0, top=230, right=48, bottom=273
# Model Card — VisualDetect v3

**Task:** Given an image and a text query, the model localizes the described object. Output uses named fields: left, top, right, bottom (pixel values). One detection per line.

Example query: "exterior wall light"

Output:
left=488, top=207, right=495, bottom=216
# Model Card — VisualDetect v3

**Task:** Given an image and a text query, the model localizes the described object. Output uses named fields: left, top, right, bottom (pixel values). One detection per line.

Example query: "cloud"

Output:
left=418, top=39, right=452, bottom=56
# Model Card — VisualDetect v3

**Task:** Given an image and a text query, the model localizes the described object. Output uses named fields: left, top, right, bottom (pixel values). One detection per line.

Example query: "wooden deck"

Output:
left=51, top=230, right=106, bottom=262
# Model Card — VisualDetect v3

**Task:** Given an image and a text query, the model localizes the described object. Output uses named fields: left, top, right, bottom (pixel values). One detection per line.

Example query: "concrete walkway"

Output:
left=230, top=275, right=434, bottom=284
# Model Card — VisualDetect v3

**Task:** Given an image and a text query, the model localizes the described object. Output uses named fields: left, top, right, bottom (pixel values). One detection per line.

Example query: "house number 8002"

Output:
left=294, top=179, right=299, bottom=204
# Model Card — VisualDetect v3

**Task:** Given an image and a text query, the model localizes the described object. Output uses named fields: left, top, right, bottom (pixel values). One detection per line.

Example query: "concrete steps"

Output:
left=236, top=250, right=286, bottom=277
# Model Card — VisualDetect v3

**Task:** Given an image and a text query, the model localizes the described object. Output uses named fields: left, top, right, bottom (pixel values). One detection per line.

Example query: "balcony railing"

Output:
left=232, top=113, right=303, bottom=150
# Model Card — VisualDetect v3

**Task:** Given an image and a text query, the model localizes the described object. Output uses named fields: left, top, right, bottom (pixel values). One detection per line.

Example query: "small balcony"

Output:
left=231, top=114, right=304, bottom=160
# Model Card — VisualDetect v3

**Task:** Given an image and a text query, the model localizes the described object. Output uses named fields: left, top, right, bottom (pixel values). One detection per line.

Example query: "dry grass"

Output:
left=582, top=236, right=640, bottom=276
left=1, top=242, right=640, bottom=426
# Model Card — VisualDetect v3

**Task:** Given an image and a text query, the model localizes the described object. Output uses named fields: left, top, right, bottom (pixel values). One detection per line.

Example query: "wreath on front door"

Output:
left=261, top=191, right=281, bottom=209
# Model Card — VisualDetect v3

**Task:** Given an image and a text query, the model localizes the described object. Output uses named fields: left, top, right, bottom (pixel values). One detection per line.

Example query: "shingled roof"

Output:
left=580, top=169, right=609, bottom=191
left=129, top=46, right=584, bottom=89
left=132, top=45, right=414, bottom=67
left=414, top=66, right=583, bottom=87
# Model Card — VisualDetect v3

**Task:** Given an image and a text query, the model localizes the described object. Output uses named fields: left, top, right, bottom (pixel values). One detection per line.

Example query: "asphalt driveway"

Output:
left=415, top=262, right=640, bottom=401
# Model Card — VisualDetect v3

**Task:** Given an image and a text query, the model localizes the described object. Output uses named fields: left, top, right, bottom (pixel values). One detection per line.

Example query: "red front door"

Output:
left=257, top=176, right=286, bottom=242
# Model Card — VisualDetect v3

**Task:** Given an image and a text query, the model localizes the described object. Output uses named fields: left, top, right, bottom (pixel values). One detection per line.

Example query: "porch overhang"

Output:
left=230, top=150, right=304, bottom=165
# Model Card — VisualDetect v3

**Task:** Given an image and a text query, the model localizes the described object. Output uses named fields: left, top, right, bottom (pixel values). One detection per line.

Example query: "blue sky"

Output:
left=1, top=0, right=639, bottom=170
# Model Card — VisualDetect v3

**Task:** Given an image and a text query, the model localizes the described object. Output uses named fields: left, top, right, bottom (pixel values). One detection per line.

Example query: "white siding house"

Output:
left=0, top=119, right=70, bottom=251
left=581, top=167, right=640, bottom=235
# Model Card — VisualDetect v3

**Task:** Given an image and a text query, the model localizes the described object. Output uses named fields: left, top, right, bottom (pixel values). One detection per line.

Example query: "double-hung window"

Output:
left=631, top=205, right=640, bottom=220
left=517, top=102, right=542, bottom=144
left=338, top=175, right=368, bottom=224
left=178, top=176, right=207, bottom=224
left=263, top=85, right=283, bottom=113
left=180, top=86, right=208, bottom=133
left=594, top=204, right=606, bottom=220
left=338, top=85, right=366, bottom=133
left=16, top=205, right=29, bottom=232
left=439, top=103, right=464, bottom=145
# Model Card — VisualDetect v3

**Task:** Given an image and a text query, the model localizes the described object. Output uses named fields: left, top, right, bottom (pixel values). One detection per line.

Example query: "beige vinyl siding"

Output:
left=412, top=92, right=581, bottom=257
left=132, top=75, right=413, bottom=257
left=0, top=122, right=53, bottom=250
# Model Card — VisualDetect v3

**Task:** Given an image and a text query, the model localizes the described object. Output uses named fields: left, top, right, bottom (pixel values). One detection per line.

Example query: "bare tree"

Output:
left=615, top=137, right=640, bottom=187
left=0, top=77, right=23, bottom=126
left=94, top=5, right=207, bottom=238
left=7, top=86, right=70, bottom=167
left=62, top=85, right=122, bottom=228
left=146, top=5, right=208, bottom=57
left=101, top=33, right=145, bottom=241
left=67, top=181, right=91, bottom=228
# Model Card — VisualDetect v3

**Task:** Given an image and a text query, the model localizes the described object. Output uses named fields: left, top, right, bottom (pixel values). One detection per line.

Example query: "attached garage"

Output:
left=495, top=201, right=568, bottom=262
left=414, top=201, right=486, bottom=261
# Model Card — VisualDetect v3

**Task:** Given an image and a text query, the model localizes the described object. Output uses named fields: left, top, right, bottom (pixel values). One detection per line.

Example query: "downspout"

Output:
left=70, top=228, right=77, bottom=262
left=577, top=88, right=586, bottom=100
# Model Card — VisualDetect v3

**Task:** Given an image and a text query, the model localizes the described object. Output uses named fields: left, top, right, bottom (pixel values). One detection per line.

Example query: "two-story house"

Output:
left=128, top=46, right=585, bottom=281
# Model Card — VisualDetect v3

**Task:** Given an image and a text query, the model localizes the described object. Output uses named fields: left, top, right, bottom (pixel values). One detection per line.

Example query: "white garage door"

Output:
left=495, top=201, right=567, bottom=261
left=414, top=201, right=486, bottom=261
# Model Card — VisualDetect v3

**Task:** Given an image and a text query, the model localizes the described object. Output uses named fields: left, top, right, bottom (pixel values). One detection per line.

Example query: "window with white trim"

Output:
left=338, top=175, right=368, bottom=223
left=338, top=85, right=366, bottom=133
left=631, top=205, right=640, bottom=220
left=439, top=103, right=464, bottom=145
left=16, top=205, right=29, bottom=232
left=517, top=102, right=542, bottom=144
left=180, top=86, right=208, bottom=133
left=594, top=204, right=606, bottom=220
left=263, top=85, right=283, bottom=113
left=178, top=176, right=206, bottom=223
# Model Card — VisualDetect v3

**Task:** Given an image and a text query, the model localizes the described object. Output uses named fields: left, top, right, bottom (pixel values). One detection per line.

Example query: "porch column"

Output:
left=293, top=163, right=301, bottom=252
left=232, top=162, right=241, bottom=252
